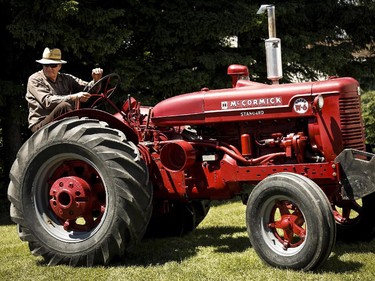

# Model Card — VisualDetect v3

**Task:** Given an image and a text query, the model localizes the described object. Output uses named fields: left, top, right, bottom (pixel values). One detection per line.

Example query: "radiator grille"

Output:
left=339, top=94, right=366, bottom=151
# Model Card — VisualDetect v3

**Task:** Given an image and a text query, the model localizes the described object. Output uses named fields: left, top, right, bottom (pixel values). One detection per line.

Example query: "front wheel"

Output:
left=8, top=117, right=153, bottom=266
left=246, top=172, right=336, bottom=271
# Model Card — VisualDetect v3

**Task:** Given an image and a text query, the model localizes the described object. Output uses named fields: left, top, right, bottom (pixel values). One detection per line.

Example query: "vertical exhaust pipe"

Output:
left=257, top=5, right=283, bottom=84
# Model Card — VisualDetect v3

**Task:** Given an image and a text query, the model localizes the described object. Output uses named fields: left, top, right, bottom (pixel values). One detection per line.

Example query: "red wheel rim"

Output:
left=268, top=200, right=306, bottom=249
left=48, top=160, right=106, bottom=232
left=333, top=199, right=362, bottom=225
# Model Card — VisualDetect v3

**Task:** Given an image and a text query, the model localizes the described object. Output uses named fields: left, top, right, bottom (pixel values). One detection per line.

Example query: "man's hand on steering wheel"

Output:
left=71, top=92, right=91, bottom=102
left=92, top=68, right=103, bottom=82
left=83, top=73, right=121, bottom=110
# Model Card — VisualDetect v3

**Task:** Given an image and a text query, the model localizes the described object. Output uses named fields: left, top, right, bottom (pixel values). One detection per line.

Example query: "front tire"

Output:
left=8, top=117, right=152, bottom=266
left=246, top=172, right=336, bottom=271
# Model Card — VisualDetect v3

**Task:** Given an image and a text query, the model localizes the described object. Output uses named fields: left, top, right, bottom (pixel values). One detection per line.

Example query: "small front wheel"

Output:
left=246, top=172, right=336, bottom=271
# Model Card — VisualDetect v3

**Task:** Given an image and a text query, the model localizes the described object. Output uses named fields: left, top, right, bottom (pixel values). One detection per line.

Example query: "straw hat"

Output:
left=36, top=48, right=67, bottom=64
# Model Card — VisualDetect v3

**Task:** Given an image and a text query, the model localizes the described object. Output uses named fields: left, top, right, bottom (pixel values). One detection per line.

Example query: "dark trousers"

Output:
left=30, top=102, right=72, bottom=133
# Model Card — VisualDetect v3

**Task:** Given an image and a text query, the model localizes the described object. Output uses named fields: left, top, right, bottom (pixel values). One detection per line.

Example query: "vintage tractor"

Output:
left=8, top=5, right=375, bottom=270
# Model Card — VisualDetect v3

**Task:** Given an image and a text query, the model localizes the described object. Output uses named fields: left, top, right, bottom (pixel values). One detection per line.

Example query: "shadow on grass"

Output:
left=122, top=225, right=375, bottom=274
left=122, top=226, right=374, bottom=273
left=319, top=239, right=375, bottom=273
left=122, top=226, right=248, bottom=267
left=5, top=194, right=373, bottom=273
left=321, top=254, right=363, bottom=274
left=28, top=223, right=375, bottom=274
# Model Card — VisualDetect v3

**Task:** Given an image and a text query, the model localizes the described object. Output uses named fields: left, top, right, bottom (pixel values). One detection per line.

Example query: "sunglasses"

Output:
left=43, top=64, right=59, bottom=68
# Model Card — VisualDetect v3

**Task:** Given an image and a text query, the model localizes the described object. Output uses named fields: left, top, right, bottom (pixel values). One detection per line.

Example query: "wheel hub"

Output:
left=268, top=200, right=306, bottom=250
left=49, top=176, right=92, bottom=221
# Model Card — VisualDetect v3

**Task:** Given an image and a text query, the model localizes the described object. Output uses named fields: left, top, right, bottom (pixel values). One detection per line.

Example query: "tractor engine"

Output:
left=142, top=71, right=365, bottom=203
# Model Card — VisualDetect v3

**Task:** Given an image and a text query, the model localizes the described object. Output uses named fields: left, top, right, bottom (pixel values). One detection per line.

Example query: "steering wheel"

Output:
left=86, top=73, right=121, bottom=109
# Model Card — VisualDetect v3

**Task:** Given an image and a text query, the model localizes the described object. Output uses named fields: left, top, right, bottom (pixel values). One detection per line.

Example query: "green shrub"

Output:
left=361, top=90, right=375, bottom=145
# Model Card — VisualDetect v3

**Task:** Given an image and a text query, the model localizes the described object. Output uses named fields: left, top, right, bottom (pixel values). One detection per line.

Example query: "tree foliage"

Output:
left=0, top=0, right=375, bottom=198
left=361, top=91, right=375, bottom=145
left=8, top=0, right=129, bottom=60
left=243, top=1, right=375, bottom=89
left=6, top=0, right=375, bottom=97
left=110, top=0, right=257, bottom=102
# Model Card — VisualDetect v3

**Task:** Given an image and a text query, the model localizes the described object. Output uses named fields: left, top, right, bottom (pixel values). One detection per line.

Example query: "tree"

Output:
left=0, top=0, right=132, bottom=199
left=1, top=0, right=374, bottom=199
left=240, top=1, right=375, bottom=88
left=108, top=0, right=375, bottom=101
left=0, top=0, right=31, bottom=200
left=361, top=90, right=375, bottom=145
left=105, top=0, right=258, bottom=103
left=7, top=0, right=375, bottom=96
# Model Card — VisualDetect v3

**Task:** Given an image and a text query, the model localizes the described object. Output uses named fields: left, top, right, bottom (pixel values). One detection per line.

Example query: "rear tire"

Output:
left=246, top=172, right=336, bottom=271
left=8, top=117, right=152, bottom=266
left=333, top=193, right=375, bottom=242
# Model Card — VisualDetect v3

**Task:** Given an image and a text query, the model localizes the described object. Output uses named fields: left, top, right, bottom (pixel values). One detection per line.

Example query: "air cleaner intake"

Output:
left=160, top=141, right=196, bottom=172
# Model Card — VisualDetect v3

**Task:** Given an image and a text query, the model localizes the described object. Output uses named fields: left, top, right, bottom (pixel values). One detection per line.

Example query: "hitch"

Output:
left=335, top=149, right=375, bottom=200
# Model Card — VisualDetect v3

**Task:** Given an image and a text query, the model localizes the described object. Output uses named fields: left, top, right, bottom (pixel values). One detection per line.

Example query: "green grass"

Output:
left=1, top=199, right=375, bottom=281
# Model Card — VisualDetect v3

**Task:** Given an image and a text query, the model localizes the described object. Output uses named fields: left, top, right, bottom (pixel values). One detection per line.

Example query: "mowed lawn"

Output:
left=1, top=199, right=375, bottom=281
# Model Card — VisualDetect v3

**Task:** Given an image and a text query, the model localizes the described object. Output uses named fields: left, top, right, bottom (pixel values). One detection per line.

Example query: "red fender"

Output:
left=57, top=109, right=139, bottom=144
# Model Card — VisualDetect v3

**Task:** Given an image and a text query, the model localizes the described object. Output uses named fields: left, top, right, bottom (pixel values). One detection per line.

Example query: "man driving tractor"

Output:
left=26, top=47, right=103, bottom=132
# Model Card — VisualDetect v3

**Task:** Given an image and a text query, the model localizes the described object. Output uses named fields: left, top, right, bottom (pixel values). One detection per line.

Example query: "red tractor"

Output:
left=8, top=5, right=375, bottom=271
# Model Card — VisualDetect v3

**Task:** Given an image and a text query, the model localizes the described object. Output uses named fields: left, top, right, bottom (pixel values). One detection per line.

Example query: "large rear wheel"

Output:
left=333, top=193, right=375, bottom=241
left=8, top=117, right=152, bottom=266
left=246, top=172, right=336, bottom=271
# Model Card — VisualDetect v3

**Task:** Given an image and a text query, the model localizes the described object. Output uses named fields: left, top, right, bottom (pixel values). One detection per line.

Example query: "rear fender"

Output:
left=56, top=109, right=139, bottom=144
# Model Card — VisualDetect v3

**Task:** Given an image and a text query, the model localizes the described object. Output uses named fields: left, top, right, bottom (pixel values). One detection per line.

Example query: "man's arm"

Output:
left=68, top=68, right=103, bottom=95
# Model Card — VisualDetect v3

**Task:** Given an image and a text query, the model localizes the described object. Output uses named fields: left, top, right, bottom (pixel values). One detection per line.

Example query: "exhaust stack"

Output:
left=257, top=5, right=283, bottom=84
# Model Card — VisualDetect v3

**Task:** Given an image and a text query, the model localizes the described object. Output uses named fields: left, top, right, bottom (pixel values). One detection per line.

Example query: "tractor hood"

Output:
left=151, top=77, right=359, bottom=127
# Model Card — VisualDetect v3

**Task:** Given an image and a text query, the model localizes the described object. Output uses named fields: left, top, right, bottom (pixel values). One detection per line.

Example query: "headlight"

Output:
left=313, top=95, right=324, bottom=112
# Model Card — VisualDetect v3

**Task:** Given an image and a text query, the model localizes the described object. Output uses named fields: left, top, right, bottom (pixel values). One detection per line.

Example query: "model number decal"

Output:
left=240, top=110, right=265, bottom=117
left=293, top=98, right=309, bottom=114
